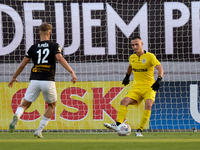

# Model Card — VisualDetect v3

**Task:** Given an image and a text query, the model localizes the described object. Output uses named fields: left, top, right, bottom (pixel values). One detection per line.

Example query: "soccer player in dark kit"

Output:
left=8, top=23, right=77, bottom=138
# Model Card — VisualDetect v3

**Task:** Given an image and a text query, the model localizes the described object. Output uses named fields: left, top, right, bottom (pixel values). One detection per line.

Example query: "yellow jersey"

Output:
left=129, top=51, right=161, bottom=88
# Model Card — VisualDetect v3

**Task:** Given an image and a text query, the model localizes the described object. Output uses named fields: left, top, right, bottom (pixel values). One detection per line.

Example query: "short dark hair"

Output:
left=132, top=36, right=141, bottom=40
left=39, top=23, right=52, bottom=31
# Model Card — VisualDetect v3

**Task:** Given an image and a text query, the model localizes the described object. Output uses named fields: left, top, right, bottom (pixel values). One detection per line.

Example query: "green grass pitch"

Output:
left=0, top=132, right=200, bottom=150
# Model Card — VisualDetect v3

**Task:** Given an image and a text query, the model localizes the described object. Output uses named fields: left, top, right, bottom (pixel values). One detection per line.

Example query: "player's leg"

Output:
left=116, top=97, right=137, bottom=125
left=136, top=99, right=154, bottom=137
left=9, top=80, right=40, bottom=133
left=103, top=97, right=137, bottom=131
left=136, top=89, right=156, bottom=137
left=138, top=99, right=154, bottom=131
left=34, top=102, right=56, bottom=138
left=9, top=99, right=32, bottom=133
left=34, top=81, right=57, bottom=138
left=104, top=88, right=140, bottom=131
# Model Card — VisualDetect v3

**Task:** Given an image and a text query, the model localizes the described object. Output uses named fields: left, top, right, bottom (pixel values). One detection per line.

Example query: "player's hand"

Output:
left=8, top=78, right=18, bottom=88
left=151, top=76, right=162, bottom=91
left=122, top=74, right=130, bottom=86
left=70, top=72, right=77, bottom=84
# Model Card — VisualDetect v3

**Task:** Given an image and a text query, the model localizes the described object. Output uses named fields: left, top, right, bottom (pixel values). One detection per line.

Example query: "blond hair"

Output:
left=39, top=23, right=52, bottom=31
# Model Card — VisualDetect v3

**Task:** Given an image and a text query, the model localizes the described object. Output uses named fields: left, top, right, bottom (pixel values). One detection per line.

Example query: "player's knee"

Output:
left=21, top=99, right=32, bottom=110
left=145, top=99, right=154, bottom=110
left=47, top=102, right=56, bottom=110
left=120, top=98, right=135, bottom=106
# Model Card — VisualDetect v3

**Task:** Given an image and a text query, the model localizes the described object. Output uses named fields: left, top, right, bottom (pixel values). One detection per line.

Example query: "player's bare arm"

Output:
left=151, top=64, right=164, bottom=91
left=127, top=64, right=132, bottom=75
left=55, top=53, right=77, bottom=83
left=122, top=64, right=132, bottom=86
left=155, top=64, right=164, bottom=77
left=8, top=57, right=30, bottom=88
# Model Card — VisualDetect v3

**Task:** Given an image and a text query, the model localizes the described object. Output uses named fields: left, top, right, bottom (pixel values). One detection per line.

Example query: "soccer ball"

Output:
left=117, top=123, right=131, bottom=136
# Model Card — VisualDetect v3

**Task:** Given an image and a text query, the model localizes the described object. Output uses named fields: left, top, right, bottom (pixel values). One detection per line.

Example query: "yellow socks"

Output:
left=116, top=105, right=127, bottom=124
left=116, top=105, right=151, bottom=130
left=138, top=110, right=151, bottom=131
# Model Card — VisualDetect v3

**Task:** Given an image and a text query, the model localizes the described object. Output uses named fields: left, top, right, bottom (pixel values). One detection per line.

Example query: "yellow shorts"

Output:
left=125, top=88, right=156, bottom=106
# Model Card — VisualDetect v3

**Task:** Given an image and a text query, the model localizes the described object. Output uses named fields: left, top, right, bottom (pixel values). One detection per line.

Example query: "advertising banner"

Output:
left=1, top=1, right=200, bottom=63
left=0, top=81, right=146, bottom=130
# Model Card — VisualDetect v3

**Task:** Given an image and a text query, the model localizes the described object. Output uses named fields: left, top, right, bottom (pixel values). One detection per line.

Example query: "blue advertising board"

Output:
left=150, top=81, right=200, bottom=130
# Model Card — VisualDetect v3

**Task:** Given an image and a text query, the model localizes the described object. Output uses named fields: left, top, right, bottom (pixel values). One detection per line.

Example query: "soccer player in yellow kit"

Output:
left=104, top=36, right=164, bottom=136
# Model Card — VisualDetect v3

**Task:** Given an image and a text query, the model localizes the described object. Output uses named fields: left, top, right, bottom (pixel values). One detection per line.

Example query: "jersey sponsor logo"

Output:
left=38, top=43, right=49, bottom=48
left=32, top=64, right=51, bottom=72
left=32, top=67, right=37, bottom=72
left=132, top=68, right=148, bottom=72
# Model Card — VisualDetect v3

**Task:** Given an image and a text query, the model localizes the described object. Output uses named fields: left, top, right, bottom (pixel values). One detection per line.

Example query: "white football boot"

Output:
left=103, top=123, right=118, bottom=131
left=135, top=129, right=143, bottom=137
left=34, top=130, right=44, bottom=138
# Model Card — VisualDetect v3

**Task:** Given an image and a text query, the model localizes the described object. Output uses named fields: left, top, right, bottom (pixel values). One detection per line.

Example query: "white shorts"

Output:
left=24, top=80, right=57, bottom=103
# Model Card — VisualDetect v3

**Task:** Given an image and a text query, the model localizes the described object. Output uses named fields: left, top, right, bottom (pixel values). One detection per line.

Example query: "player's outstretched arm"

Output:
left=122, top=64, right=132, bottom=86
left=55, top=53, right=77, bottom=84
left=8, top=57, right=30, bottom=88
left=151, top=65, right=164, bottom=91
